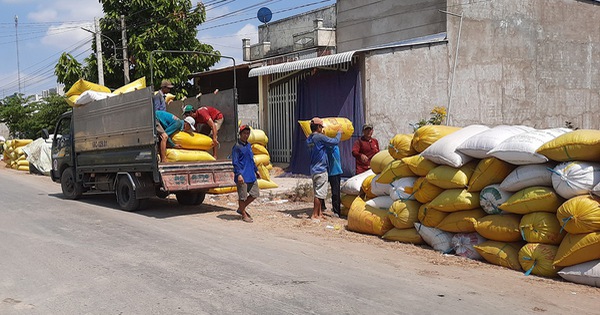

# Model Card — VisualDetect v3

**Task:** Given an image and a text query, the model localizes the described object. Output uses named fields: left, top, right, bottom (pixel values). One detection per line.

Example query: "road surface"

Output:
left=0, top=168, right=598, bottom=314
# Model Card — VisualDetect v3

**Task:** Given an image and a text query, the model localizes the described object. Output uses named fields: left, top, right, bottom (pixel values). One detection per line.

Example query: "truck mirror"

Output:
left=41, top=129, right=50, bottom=140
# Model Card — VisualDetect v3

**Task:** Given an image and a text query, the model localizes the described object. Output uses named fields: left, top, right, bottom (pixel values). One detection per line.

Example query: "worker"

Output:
left=153, top=80, right=174, bottom=111
left=352, top=123, right=380, bottom=174
left=155, top=111, right=195, bottom=162
left=183, top=105, right=223, bottom=158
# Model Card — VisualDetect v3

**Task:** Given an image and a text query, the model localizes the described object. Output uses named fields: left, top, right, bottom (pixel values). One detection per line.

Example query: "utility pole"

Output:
left=94, top=17, right=104, bottom=85
left=14, top=15, right=21, bottom=94
left=121, top=15, right=130, bottom=84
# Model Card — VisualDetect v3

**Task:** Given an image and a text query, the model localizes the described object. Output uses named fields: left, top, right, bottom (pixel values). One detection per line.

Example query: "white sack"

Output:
left=414, top=222, right=454, bottom=253
left=390, top=177, right=418, bottom=201
left=500, top=164, right=554, bottom=192
left=74, top=90, right=115, bottom=105
left=341, top=169, right=375, bottom=195
left=551, top=161, right=600, bottom=199
left=558, top=260, right=600, bottom=288
left=370, top=174, right=391, bottom=196
left=479, top=184, right=513, bottom=215
left=22, top=138, right=52, bottom=175
left=421, top=125, right=489, bottom=168
left=452, top=233, right=486, bottom=260
left=365, top=196, right=394, bottom=210
left=457, top=125, right=534, bottom=159
left=488, top=128, right=572, bottom=165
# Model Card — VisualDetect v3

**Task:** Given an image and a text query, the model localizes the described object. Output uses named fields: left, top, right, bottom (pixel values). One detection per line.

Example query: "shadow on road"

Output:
left=280, top=207, right=314, bottom=219
left=48, top=193, right=231, bottom=219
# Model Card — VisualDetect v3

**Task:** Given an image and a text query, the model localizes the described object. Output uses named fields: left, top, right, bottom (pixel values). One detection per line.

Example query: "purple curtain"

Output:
left=289, top=66, right=364, bottom=176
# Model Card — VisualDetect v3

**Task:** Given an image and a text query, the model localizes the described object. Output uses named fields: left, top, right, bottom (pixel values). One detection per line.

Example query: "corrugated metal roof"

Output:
left=248, top=32, right=447, bottom=77
left=248, top=51, right=356, bottom=77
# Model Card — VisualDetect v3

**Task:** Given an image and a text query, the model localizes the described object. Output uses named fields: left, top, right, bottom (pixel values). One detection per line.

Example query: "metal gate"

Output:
left=267, top=73, right=302, bottom=163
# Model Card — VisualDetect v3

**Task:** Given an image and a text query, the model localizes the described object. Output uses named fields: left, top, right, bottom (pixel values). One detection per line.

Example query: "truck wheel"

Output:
left=61, top=167, right=83, bottom=200
left=176, top=191, right=206, bottom=205
left=116, top=177, right=140, bottom=211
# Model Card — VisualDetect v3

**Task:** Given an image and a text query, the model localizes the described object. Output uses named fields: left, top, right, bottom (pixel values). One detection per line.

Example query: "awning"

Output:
left=248, top=51, right=356, bottom=77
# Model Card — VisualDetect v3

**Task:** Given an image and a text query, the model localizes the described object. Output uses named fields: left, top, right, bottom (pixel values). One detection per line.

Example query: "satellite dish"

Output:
left=257, top=7, right=272, bottom=24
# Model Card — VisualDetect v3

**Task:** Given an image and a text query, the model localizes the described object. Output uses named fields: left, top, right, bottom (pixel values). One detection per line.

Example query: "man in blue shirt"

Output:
left=155, top=110, right=192, bottom=162
left=153, top=80, right=173, bottom=111
left=306, top=117, right=341, bottom=220
left=232, top=125, right=260, bottom=223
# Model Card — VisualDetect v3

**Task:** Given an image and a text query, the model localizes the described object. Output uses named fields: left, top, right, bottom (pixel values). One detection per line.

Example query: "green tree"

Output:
left=0, top=94, right=70, bottom=139
left=54, top=53, right=84, bottom=88
left=55, top=0, right=220, bottom=96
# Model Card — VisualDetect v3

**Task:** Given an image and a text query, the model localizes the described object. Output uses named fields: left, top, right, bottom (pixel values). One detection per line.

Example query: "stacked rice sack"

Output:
left=2, top=139, right=33, bottom=171
left=167, top=131, right=216, bottom=163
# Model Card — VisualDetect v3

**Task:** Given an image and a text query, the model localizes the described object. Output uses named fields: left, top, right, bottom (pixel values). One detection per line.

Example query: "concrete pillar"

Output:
left=242, top=38, right=250, bottom=61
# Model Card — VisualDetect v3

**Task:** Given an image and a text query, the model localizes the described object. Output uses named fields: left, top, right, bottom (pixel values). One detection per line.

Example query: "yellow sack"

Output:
left=341, top=194, right=360, bottom=217
left=165, top=93, right=176, bottom=104
left=426, top=160, right=477, bottom=189
left=376, top=160, right=415, bottom=184
left=248, top=129, right=269, bottom=146
left=252, top=144, right=269, bottom=156
left=388, top=134, right=417, bottom=160
left=66, top=94, right=79, bottom=107
left=436, top=208, right=486, bottom=233
left=429, top=189, right=480, bottom=212
left=554, top=232, right=600, bottom=267
left=12, top=139, right=33, bottom=148
left=520, top=212, right=566, bottom=245
left=370, top=150, right=394, bottom=174
left=473, top=214, right=522, bottom=242
left=382, top=228, right=425, bottom=244
left=519, top=243, right=561, bottom=277
left=411, top=125, right=461, bottom=153
left=17, top=160, right=29, bottom=167
left=347, top=197, right=394, bottom=236
left=165, top=149, right=215, bottom=162
left=556, top=195, right=600, bottom=235
left=17, top=165, right=29, bottom=172
left=298, top=117, right=354, bottom=141
left=411, top=177, right=444, bottom=204
left=172, top=131, right=214, bottom=151
left=112, top=77, right=146, bottom=94
left=418, top=203, right=448, bottom=227
left=468, top=158, right=516, bottom=192
left=207, top=186, right=237, bottom=194
left=258, top=179, right=278, bottom=189
left=266, top=163, right=273, bottom=171
left=66, top=78, right=111, bottom=97
left=361, top=174, right=377, bottom=199
left=253, top=154, right=270, bottom=166
left=537, top=129, right=600, bottom=162
left=388, top=200, right=421, bottom=229
left=474, top=241, right=523, bottom=271
left=402, top=154, right=438, bottom=177
left=499, top=186, right=564, bottom=215
left=257, top=164, right=271, bottom=181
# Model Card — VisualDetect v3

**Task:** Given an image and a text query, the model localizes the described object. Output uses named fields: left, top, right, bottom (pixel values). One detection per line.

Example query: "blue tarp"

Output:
left=289, top=66, right=364, bottom=176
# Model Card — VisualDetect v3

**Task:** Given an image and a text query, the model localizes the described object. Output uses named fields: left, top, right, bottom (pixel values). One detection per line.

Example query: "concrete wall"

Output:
left=445, top=0, right=600, bottom=129
left=364, top=43, right=449, bottom=146
left=257, top=5, right=336, bottom=56
left=337, top=0, right=447, bottom=52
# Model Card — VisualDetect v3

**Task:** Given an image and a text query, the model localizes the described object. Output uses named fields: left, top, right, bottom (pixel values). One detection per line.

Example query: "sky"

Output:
left=0, top=0, right=335, bottom=97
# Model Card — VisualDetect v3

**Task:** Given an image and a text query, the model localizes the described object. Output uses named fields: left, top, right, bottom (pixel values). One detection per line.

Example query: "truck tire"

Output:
left=61, top=167, right=83, bottom=200
left=176, top=191, right=206, bottom=205
left=116, top=177, right=140, bottom=211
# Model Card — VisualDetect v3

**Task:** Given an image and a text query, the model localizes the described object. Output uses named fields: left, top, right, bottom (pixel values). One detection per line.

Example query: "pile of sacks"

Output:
left=207, top=128, right=278, bottom=194
left=166, top=131, right=216, bottom=162
left=2, top=139, right=33, bottom=171
left=342, top=125, right=600, bottom=287
left=65, top=78, right=147, bottom=106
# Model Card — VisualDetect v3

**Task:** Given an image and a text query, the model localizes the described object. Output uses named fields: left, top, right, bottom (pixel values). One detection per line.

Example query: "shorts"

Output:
left=312, top=172, right=328, bottom=200
left=237, top=181, right=260, bottom=201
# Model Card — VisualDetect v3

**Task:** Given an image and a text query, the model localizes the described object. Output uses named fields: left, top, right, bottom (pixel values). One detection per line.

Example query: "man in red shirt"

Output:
left=183, top=105, right=224, bottom=158
left=352, top=123, right=380, bottom=174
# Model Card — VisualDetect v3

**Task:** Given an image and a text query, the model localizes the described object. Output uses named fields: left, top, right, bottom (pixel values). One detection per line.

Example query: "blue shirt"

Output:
left=307, top=132, right=341, bottom=175
left=326, top=145, right=342, bottom=176
left=155, top=110, right=183, bottom=147
left=232, top=140, right=258, bottom=184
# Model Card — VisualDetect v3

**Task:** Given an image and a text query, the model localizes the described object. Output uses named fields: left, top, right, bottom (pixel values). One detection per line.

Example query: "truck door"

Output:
left=51, top=115, right=73, bottom=181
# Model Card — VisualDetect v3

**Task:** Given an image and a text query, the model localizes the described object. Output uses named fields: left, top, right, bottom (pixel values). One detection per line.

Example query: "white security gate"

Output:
left=267, top=73, right=302, bottom=163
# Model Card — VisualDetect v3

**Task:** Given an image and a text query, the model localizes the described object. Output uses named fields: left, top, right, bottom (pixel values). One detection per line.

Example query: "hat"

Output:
left=184, top=116, right=196, bottom=131
left=362, top=123, right=373, bottom=131
left=310, top=117, right=324, bottom=126
left=239, top=124, right=251, bottom=133
left=182, top=104, right=194, bottom=114
left=160, top=80, right=174, bottom=88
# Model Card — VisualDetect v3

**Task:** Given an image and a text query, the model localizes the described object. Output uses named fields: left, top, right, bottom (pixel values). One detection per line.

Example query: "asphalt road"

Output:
left=0, top=169, right=598, bottom=315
